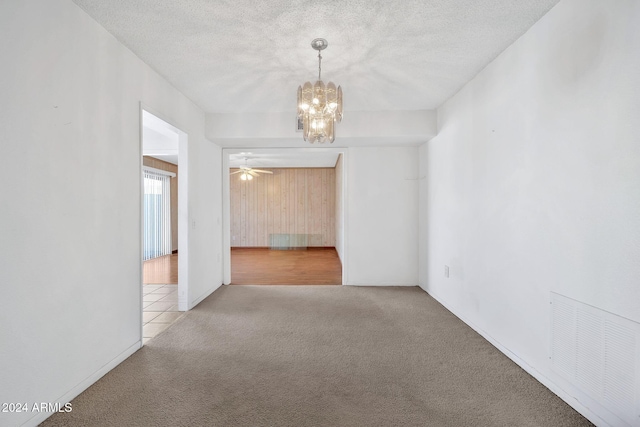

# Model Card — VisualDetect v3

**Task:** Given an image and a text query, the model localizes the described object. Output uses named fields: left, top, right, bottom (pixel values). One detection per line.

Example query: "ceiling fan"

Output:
left=230, top=158, right=273, bottom=181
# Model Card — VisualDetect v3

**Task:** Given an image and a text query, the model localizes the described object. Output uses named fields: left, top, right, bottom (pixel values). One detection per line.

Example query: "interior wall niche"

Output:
left=230, top=168, right=336, bottom=248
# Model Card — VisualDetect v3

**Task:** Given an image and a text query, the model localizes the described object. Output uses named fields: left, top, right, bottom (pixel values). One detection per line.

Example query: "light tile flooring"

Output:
left=142, top=284, right=183, bottom=344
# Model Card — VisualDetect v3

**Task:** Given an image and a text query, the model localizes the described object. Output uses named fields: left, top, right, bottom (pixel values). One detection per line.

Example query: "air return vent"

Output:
left=550, top=292, right=639, bottom=425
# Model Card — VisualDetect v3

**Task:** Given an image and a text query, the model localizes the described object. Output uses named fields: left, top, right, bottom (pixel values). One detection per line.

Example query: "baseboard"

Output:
left=419, top=286, right=608, bottom=427
left=188, top=283, right=222, bottom=310
left=346, top=282, right=417, bottom=287
left=23, top=341, right=141, bottom=427
left=230, top=246, right=336, bottom=250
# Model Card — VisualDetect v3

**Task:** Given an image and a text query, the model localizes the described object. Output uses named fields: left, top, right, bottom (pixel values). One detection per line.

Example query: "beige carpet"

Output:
left=42, top=286, right=591, bottom=426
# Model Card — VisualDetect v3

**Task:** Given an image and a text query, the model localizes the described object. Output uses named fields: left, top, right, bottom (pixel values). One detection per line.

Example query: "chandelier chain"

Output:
left=318, top=51, right=322, bottom=80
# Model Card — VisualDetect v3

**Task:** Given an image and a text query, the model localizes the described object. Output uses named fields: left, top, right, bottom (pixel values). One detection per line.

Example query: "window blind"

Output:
left=143, top=169, right=172, bottom=260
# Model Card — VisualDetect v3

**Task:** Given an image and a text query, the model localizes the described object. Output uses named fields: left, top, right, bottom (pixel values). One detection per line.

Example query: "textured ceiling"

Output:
left=72, top=0, right=560, bottom=114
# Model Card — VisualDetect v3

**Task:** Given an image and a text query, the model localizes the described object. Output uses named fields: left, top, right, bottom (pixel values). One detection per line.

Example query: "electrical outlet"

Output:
left=444, top=265, right=450, bottom=278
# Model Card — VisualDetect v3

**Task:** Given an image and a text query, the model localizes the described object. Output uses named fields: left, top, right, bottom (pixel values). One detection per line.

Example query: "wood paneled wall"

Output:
left=143, top=156, right=178, bottom=252
left=230, top=168, right=336, bottom=247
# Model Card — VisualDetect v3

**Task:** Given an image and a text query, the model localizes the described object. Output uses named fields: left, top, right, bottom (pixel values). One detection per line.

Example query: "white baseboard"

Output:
left=188, top=283, right=222, bottom=310
left=23, top=341, right=141, bottom=427
left=420, top=286, right=609, bottom=427
left=345, top=282, right=418, bottom=287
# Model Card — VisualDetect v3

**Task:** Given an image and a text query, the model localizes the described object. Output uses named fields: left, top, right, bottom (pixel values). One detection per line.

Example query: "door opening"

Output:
left=140, top=108, right=189, bottom=344
left=222, top=149, right=347, bottom=286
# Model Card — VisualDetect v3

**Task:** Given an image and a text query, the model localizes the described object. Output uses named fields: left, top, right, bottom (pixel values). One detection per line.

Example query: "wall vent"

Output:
left=551, top=292, right=639, bottom=425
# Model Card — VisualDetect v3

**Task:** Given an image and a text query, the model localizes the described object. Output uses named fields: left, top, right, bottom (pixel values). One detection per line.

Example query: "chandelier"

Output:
left=297, top=38, right=343, bottom=144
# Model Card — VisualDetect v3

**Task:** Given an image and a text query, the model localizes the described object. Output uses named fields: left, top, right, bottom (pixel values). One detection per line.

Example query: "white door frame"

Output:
left=139, top=105, right=190, bottom=329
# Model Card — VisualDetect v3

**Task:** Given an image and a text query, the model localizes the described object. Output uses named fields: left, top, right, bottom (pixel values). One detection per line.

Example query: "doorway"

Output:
left=223, top=149, right=347, bottom=286
left=140, top=108, right=189, bottom=344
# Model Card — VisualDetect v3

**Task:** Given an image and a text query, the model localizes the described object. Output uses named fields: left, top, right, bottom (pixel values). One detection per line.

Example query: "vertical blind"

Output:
left=143, top=169, right=172, bottom=261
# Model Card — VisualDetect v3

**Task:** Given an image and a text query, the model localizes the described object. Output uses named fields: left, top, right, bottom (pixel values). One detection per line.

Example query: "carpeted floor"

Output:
left=42, top=286, right=591, bottom=426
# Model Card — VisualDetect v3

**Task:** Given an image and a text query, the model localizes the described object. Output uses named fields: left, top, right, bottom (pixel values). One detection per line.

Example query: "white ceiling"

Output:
left=142, top=110, right=179, bottom=165
left=72, top=0, right=560, bottom=114
left=76, top=0, right=560, bottom=166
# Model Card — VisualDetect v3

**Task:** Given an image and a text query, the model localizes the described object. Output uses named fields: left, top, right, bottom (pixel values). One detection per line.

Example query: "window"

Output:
left=143, top=169, right=172, bottom=260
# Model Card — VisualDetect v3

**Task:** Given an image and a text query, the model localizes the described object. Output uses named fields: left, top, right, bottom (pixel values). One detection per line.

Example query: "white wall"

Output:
left=206, top=110, right=437, bottom=147
left=187, top=134, right=223, bottom=308
left=335, top=153, right=345, bottom=266
left=0, top=1, right=223, bottom=426
left=419, top=0, right=640, bottom=424
left=347, top=147, right=419, bottom=286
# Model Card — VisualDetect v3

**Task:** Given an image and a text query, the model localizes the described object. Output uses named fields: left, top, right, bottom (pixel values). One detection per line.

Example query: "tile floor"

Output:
left=142, top=284, right=183, bottom=344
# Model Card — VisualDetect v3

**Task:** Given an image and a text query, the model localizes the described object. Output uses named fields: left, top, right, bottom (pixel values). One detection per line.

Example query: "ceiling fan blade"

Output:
left=230, top=170, right=243, bottom=175
left=248, top=170, right=259, bottom=177
left=251, top=169, right=273, bottom=174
